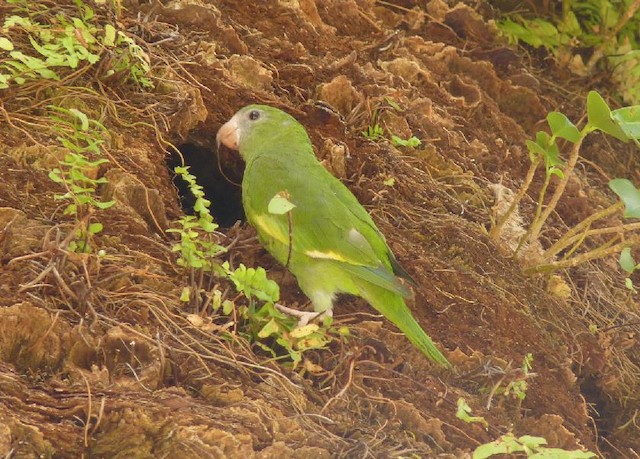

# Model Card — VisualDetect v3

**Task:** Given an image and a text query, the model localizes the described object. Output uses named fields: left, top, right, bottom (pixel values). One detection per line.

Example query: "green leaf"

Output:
left=199, top=219, right=217, bottom=233
left=527, top=131, right=562, bottom=171
left=255, top=341, right=277, bottom=358
left=526, top=138, right=547, bottom=161
left=28, top=35, right=59, bottom=60
left=69, top=108, right=90, bottom=131
left=4, top=15, right=30, bottom=29
left=64, top=203, right=78, bottom=216
left=499, top=17, right=561, bottom=50
left=93, top=199, right=116, bottom=209
left=456, top=398, right=489, bottom=428
left=620, top=247, right=637, bottom=274
left=88, top=222, right=103, bottom=234
left=537, top=132, right=562, bottom=167
left=290, top=324, right=319, bottom=338
left=35, top=67, right=59, bottom=80
left=586, top=91, right=629, bottom=142
left=611, top=106, right=640, bottom=140
left=526, top=19, right=560, bottom=48
left=0, top=37, right=14, bottom=51
left=206, top=290, right=221, bottom=312
left=257, top=318, right=281, bottom=338
left=180, top=286, right=190, bottom=302
left=548, top=166, right=565, bottom=179
left=558, top=11, right=581, bottom=36
left=227, top=264, right=280, bottom=303
left=547, top=112, right=580, bottom=142
left=609, top=178, right=640, bottom=218
left=529, top=449, right=596, bottom=459
left=473, top=433, right=525, bottom=459
left=9, top=50, right=45, bottom=70
left=384, top=97, right=402, bottom=111
left=295, top=333, right=327, bottom=350
left=103, top=24, right=116, bottom=47
left=499, top=19, right=533, bottom=46
left=518, top=435, right=547, bottom=449
left=362, top=123, right=384, bottom=140
left=268, top=191, right=296, bottom=215
left=48, top=169, right=63, bottom=183
left=391, top=134, right=422, bottom=148
left=222, top=299, right=234, bottom=315
left=625, top=277, right=635, bottom=291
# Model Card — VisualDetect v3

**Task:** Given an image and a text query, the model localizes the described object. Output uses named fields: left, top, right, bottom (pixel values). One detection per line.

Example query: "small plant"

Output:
left=167, top=166, right=225, bottom=275
left=0, top=0, right=152, bottom=89
left=473, top=432, right=596, bottom=459
left=362, top=99, right=423, bottom=147
left=167, top=165, right=226, bottom=308
left=498, top=16, right=577, bottom=56
left=362, top=122, right=385, bottom=141
left=456, top=398, right=488, bottom=429
left=222, top=262, right=338, bottom=367
left=483, top=354, right=535, bottom=410
left=390, top=134, right=421, bottom=148
left=47, top=107, right=115, bottom=252
left=501, top=353, right=533, bottom=401
left=102, top=24, right=153, bottom=88
left=491, top=91, right=640, bottom=279
left=619, top=247, right=640, bottom=292
left=455, top=397, right=596, bottom=458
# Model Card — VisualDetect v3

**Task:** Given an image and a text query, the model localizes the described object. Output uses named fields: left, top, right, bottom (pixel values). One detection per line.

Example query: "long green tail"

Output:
left=362, top=285, right=451, bottom=368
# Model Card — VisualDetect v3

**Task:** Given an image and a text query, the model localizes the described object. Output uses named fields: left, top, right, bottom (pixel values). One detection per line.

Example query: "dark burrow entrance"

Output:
left=167, top=142, right=245, bottom=228
left=579, top=373, right=632, bottom=452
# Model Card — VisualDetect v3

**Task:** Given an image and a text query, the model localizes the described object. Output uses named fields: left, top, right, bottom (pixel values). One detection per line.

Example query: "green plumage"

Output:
left=220, top=104, right=450, bottom=367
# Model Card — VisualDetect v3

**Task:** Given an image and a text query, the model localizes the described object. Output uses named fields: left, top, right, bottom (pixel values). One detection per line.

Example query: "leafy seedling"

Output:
left=456, top=398, right=488, bottom=429
left=473, top=433, right=596, bottom=459
left=391, top=134, right=421, bottom=148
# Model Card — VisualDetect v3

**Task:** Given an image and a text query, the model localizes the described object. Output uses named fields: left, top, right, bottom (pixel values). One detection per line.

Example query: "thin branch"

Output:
left=527, top=135, right=585, bottom=244
left=543, top=201, right=625, bottom=259
left=525, top=234, right=640, bottom=274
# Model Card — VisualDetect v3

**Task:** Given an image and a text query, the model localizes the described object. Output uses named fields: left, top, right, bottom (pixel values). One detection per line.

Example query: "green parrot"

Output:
left=216, top=104, right=450, bottom=367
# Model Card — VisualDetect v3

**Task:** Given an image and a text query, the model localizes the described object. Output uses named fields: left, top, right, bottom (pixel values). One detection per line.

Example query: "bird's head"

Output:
left=216, top=105, right=311, bottom=161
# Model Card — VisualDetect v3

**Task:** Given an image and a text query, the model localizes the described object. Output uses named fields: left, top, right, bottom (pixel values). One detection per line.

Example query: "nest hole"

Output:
left=167, top=143, right=245, bottom=228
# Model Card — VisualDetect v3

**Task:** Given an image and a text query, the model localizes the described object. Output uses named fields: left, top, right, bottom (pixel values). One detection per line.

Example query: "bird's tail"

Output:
left=361, top=285, right=451, bottom=368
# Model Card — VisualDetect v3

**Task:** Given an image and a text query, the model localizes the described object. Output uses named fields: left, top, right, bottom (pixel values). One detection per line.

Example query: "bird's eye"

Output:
left=248, top=110, right=260, bottom=121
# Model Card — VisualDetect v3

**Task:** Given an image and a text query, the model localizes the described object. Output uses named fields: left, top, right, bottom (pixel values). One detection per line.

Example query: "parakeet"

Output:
left=216, top=104, right=450, bottom=367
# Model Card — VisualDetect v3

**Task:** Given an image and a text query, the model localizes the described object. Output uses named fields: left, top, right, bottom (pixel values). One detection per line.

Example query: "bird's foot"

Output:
left=275, top=304, right=333, bottom=328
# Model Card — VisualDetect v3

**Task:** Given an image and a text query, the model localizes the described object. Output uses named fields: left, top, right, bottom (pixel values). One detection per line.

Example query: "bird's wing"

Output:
left=325, top=164, right=416, bottom=287
left=243, top=156, right=410, bottom=297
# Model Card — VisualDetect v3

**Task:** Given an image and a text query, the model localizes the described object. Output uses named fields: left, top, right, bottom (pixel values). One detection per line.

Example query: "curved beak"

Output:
left=216, top=117, right=240, bottom=150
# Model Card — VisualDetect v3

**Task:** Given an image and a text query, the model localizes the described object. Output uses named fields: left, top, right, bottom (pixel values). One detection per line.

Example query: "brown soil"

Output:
left=1, top=0, right=639, bottom=458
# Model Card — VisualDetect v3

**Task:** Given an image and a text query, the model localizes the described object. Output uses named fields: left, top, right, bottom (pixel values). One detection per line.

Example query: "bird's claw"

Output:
left=274, top=303, right=333, bottom=328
